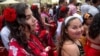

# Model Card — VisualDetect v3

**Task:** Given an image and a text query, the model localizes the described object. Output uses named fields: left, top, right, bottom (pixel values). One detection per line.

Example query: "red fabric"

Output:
left=53, top=50, right=58, bottom=56
left=85, top=40, right=100, bottom=56
left=0, top=40, right=8, bottom=56
left=0, top=15, right=3, bottom=31
left=47, top=34, right=55, bottom=48
left=9, top=34, right=48, bottom=56
left=39, top=30, right=47, bottom=39
left=58, top=18, right=64, bottom=22
left=49, top=21, right=57, bottom=36
left=38, top=21, right=57, bottom=56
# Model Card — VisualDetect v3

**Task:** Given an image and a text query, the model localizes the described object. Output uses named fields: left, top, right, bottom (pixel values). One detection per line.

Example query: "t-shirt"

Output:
left=81, top=3, right=91, bottom=16
left=88, top=6, right=99, bottom=16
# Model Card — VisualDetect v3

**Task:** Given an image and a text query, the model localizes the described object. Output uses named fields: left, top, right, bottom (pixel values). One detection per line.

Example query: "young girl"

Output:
left=83, top=13, right=93, bottom=36
left=3, top=3, right=50, bottom=56
left=85, top=13, right=100, bottom=56
left=79, top=13, right=93, bottom=47
left=58, top=16, right=84, bottom=56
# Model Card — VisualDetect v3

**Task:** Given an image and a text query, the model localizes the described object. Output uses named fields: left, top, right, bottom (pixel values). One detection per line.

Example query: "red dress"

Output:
left=85, top=40, right=100, bottom=56
left=9, top=34, right=48, bottom=56
left=38, top=21, right=57, bottom=56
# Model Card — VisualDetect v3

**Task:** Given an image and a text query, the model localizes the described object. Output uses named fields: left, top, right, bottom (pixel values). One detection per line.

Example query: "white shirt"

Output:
left=0, top=26, right=10, bottom=50
left=56, top=21, right=63, bottom=37
left=49, top=8, right=53, bottom=17
left=88, top=6, right=99, bottom=16
left=81, top=3, right=91, bottom=16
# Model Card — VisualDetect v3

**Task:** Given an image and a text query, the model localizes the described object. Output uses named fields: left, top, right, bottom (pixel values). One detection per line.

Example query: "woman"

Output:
left=57, top=16, right=84, bottom=56
left=56, top=6, right=69, bottom=41
left=3, top=3, right=50, bottom=56
left=79, top=13, right=93, bottom=47
left=40, top=6, right=53, bottom=29
left=85, top=13, right=100, bottom=56
left=83, top=13, right=93, bottom=36
left=31, top=5, right=44, bottom=31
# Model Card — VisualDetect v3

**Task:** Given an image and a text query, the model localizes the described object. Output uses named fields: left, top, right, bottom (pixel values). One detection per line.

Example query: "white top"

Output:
left=0, top=26, right=10, bottom=50
left=49, top=8, right=53, bottom=16
left=88, top=6, right=99, bottom=16
left=56, top=21, right=63, bottom=37
left=81, top=3, right=91, bottom=16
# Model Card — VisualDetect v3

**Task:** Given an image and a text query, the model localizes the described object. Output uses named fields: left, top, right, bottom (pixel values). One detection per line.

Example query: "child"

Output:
left=57, top=16, right=84, bottom=56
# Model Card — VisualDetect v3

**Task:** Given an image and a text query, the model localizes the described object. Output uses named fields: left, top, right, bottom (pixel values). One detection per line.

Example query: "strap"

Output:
left=75, top=41, right=84, bottom=56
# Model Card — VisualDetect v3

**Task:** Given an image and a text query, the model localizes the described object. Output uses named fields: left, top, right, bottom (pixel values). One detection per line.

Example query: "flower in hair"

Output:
left=84, top=13, right=90, bottom=20
left=31, top=5, right=38, bottom=10
left=60, top=6, right=67, bottom=12
left=3, top=7, right=16, bottom=22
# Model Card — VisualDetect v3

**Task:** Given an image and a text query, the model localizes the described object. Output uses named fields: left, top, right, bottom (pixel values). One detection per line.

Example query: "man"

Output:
left=88, top=0, right=100, bottom=16
left=81, top=0, right=91, bottom=16
left=54, top=0, right=67, bottom=24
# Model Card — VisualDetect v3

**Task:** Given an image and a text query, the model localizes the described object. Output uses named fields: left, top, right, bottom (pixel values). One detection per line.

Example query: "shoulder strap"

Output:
left=75, top=41, right=84, bottom=56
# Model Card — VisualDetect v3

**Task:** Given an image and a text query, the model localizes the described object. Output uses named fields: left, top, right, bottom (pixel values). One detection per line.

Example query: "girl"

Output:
left=3, top=3, right=50, bottom=56
left=58, top=16, right=84, bottom=56
left=85, top=13, right=100, bottom=56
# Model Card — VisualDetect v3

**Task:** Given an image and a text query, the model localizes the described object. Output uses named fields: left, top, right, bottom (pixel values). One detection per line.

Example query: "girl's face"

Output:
left=25, top=7, right=37, bottom=32
left=65, top=18, right=83, bottom=40
left=86, top=17, right=93, bottom=25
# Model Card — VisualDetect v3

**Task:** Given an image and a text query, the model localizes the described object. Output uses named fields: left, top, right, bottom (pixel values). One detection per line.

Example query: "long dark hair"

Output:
left=82, top=13, right=93, bottom=25
left=58, top=6, right=69, bottom=19
left=57, top=17, right=78, bottom=56
left=31, top=5, right=44, bottom=29
left=88, top=13, right=100, bottom=39
left=5, top=3, right=32, bottom=54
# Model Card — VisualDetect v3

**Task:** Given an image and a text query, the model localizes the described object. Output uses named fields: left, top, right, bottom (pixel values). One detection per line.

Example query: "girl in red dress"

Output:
left=85, top=13, right=100, bottom=56
left=3, top=3, right=51, bottom=56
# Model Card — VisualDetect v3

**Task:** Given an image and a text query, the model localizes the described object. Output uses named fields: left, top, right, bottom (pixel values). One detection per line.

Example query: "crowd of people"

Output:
left=0, top=0, right=100, bottom=56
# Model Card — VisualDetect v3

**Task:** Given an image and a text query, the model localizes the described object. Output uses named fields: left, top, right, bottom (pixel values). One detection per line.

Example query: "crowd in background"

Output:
left=0, top=0, right=100, bottom=56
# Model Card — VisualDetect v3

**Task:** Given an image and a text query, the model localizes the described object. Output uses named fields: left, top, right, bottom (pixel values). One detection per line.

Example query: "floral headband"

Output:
left=3, top=7, right=17, bottom=22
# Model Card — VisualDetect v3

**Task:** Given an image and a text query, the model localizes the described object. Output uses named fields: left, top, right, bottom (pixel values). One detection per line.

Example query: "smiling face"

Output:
left=65, top=18, right=83, bottom=40
left=25, top=7, right=37, bottom=32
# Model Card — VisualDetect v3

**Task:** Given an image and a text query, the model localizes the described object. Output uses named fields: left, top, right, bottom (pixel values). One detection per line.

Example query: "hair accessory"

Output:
left=31, top=5, right=38, bottom=10
left=3, top=7, right=16, bottom=22
left=64, top=16, right=82, bottom=25
left=84, top=13, right=90, bottom=20
left=60, top=6, right=67, bottom=12
left=64, top=16, right=74, bottom=25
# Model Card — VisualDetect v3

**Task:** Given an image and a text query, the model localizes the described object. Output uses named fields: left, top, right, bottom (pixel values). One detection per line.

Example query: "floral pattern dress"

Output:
left=9, top=34, right=48, bottom=56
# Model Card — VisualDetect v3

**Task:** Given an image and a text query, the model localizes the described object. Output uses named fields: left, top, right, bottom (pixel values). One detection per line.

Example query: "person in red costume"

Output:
left=56, top=6, right=69, bottom=41
left=30, top=5, right=56, bottom=49
left=3, top=3, right=51, bottom=56
left=85, top=13, right=100, bottom=56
